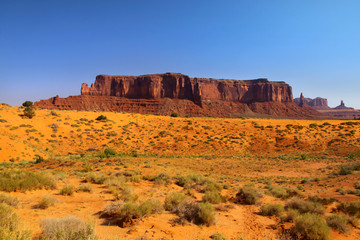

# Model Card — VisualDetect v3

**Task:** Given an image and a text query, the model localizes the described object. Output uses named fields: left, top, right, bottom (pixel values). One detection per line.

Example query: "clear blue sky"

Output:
left=1, top=0, right=359, bottom=108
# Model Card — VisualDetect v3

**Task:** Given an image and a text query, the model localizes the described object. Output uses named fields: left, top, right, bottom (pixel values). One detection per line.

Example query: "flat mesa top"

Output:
left=95, top=73, right=286, bottom=84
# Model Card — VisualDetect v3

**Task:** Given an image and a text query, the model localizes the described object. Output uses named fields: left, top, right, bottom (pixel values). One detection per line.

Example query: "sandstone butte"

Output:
left=35, top=72, right=320, bottom=118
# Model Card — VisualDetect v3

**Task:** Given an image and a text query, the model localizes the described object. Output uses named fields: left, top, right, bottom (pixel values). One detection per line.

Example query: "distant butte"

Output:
left=35, top=73, right=320, bottom=118
left=294, top=94, right=360, bottom=119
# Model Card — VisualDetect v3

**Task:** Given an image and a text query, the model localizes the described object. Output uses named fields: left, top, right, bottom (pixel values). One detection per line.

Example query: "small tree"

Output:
left=22, top=101, right=33, bottom=107
left=22, top=101, right=35, bottom=119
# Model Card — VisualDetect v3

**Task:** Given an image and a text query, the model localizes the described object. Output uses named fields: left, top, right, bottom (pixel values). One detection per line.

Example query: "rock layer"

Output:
left=80, top=73, right=293, bottom=104
left=35, top=73, right=320, bottom=118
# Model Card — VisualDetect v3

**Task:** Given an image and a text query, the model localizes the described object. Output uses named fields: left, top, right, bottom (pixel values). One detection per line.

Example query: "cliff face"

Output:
left=80, top=73, right=293, bottom=104
left=35, top=73, right=321, bottom=118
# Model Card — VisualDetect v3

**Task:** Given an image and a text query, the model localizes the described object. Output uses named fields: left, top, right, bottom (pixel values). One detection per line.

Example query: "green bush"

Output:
left=164, top=192, right=187, bottom=212
left=286, top=198, right=325, bottom=215
left=292, top=213, right=330, bottom=240
left=40, top=216, right=97, bottom=240
left=103, top=147, right=117, bottom=157
left=261, top=203, right=284, bottom=217
left=60, top=185, right=74, bottom=196
left=0, top=170, right=56, bottom=192
left=170, top=113, right=178, bottom=117
left=326, top=214, right=349, bottom=233
left=95, top=115, right=107, bottom=121
left=236, top=186, right=262, bottom=205
left=36, top=195, right=59, bottom=209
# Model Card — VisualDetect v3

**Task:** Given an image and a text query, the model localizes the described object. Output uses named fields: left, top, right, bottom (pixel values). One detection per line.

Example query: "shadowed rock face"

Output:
left=80, top=73, right=293, bottom=104
left=35, top=73, right=321, bottom=118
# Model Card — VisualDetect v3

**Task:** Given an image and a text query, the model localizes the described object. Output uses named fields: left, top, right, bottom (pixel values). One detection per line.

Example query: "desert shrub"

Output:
left=40, top=216, right=97, bottom=240
left=0, top=203, right=31, bottom=240
left=266, top=185, right=287, bottom=198
left=202, top=191, right=226, bottom=204
left=60, top=185, right=74, bottom=196
left=307, top=196, right=337, bottom=206
left=23, top=107, right=35, bottom=119
left=36, top=195, right=59, bottom=209
left=197, top=202, right=216, bottom=226
left=164, top=192, right=187, bottom=212
left=0, top=193, right=20, bottom=208
left=112, top=185, right=138, bottom=202
left=114, top=202, right=141, bottom=224
left=266, top=185, right=301, bottom=199
left=0, top=170, right=56, bottom=192
left=261, top=203, right=284, bottom=217
left=34, top=155, right=45, bottom=164
left=176, top=200, right=215, bottom=226
left=326, top=214, right=349, bottom=233
left=336, top=202, right=360, bottom=217
left=102, top=202, right=123, bottom=218
left=286, top=198, right=325, bottom=215
left=339, top=165, right=353, bottom=175
left=281, top=208, right=300, bottom=222
left=102, top=201, right=160, bottom=227
left=95, top=115, right=107, bottom=121
left=236, top=186, right=262, bottom=205
left=170, top=112, right=178, bottom=117
left=0, top=203, right=18, bottom=231
left=354, top=181, right=360, bottom=189
left=176, top=174, right=221, bottom=192
left=139, top=198, right=164, bottom=216
left=121, top=185, right=137, bottom=201
left=176, top=175, right=193, bottom=189
left=292, top=213, right=330, bottom=240
left=77, top=184, right=93, bottom=193
left=103, top=147, right=117, bottom=157
left=85, top=172, right=107, bottom=184
left=104, top=176, right=125, bottom=187
left=153, top=172, right=172, bottom=186
left=210, top=233, right=227, bottom=240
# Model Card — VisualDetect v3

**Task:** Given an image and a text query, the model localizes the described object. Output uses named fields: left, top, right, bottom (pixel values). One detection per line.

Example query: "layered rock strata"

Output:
left=35, top=73, right=320, bottom=118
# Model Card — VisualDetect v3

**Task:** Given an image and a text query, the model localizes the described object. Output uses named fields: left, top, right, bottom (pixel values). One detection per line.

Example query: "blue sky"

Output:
left=1, top=0, right=359, bottom=108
